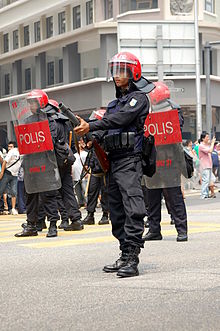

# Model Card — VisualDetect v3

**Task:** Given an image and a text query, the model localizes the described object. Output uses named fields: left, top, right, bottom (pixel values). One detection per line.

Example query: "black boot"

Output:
left=15, top=222, right=38, bottom=237
left=117, top=246, right=140, bottom=278
left=46, top=222, right=57, bottom=238
left=143, top=230, right=162, bottom=241
left=82, top=212, right=95, bottom=225
left=58, top=220, right=69, bottom=229
left=103, top=251, right=129, bottom=273
left=64, top=220, right=84, bottom=231
left=177, top=234, right=188, bottom=242
left=98, top=212, right=109, bottom=225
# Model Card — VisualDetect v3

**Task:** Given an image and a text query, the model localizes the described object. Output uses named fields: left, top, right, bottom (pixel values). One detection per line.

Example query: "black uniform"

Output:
left=143, top=100, right=188, bottom=242
left=49, top=111, right=83, bottom=231
left=89, top=84, right=149, bottom=253
left=15, top=105, right=61, bottom=237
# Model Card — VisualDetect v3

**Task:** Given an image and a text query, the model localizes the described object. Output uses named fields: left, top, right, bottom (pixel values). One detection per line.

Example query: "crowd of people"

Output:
left=183, top=134, right=220, bottom=199
left=1, top=50, right=219, bottom=278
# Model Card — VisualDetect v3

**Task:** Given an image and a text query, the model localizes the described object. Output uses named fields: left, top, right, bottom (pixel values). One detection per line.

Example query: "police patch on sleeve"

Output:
left=129, top=98, right=137, bottom=107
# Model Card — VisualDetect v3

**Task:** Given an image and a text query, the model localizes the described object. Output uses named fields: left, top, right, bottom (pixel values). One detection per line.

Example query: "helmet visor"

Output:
left=26, top=95, right=40, bottom=112
left=107, top=61, right=133, bottom=81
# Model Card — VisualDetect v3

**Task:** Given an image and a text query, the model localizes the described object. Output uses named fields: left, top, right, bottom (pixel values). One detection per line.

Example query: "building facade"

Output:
left=0, top=0, right=220, bottom=146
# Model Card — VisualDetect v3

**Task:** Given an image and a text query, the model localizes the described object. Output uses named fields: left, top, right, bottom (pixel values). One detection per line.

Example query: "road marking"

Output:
left=18, top=227, right=220, bottom=249
left=20, top=236, right=116, bottom=248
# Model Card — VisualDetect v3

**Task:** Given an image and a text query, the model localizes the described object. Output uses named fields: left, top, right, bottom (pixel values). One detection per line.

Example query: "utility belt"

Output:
left=104, top=132, right=135, bottom=152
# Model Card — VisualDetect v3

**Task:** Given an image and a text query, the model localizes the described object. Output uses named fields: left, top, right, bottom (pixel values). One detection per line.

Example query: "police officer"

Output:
left=74, top=52, right=154, bottom=277
left=82, top=148, right=109, bottom=225
left=15, top=90, right=61, bottom=238
left=142, top=82, right=188, bottom=242
left=44, top=99, right=84, bottom=232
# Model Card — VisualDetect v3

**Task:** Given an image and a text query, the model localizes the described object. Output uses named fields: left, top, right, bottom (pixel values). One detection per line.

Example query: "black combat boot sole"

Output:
left=143, top=234, right=163, bottom=241
left=176, top=236, right=188, bottom=242
left=103, top=266, right=119, bottom=273
left=117, top=269, right=139, bottom=278
left=64, top=224, right=84, bottom=231
left=15, top=231, right=38, bottom=237
left=46, top=232, right=58, bottom=238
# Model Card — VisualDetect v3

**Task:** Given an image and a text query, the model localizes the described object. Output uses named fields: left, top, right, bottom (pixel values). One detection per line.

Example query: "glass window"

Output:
left=120, top=0, right=158, bottom=13
left=86, top=1, right=93, bottom=25
left=205, top=0, right=215, bottom=13
left=46, top=16, right=53, bottom=38
left=73, top=5, right=81, bottom=29
left=24, top=25, right=30, bottom=46
left=47, top=61, right=54, bottom=85
left=104, top=0, right=113, bottom=19
left=34, top=21, right=41, bottom=42
left=58, top=11, right=66, bottom=34
left=3, top=33, right=9, bottom=53
left=59, top=59, right=63, bottom=83
left=13, top=30, right=19, bottom=50
left=25, top=68, right=31, bottom=91
left=4, top=73, right=10, bottom=95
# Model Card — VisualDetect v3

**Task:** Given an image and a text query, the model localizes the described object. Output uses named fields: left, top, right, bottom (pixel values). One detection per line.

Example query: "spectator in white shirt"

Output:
left=0, top=141, right=21, bottom=215
left=72, top=138, right=88, bottom=207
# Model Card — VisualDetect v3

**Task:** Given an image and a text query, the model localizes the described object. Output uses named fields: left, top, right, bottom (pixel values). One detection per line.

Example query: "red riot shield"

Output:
left=144, top=109, right=187, bottom=188
left=9, top=98, right=61, bottom=194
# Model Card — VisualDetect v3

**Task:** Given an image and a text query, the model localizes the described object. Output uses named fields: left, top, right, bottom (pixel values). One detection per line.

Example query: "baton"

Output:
left=59, top=103, right=109, bottom=173
left=69, top=131, right=73, bottom=148
left=59, top=103, right=93, bottom=141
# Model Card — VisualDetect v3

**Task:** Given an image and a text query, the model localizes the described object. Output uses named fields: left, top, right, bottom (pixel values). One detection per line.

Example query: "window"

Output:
left=58, top=11, right=66, bottom=34
left=13, top=30, right=19, bottom=50
left=73, top=5, right=81, bottom=29
left=104, top=0, right=113, bottom=19
left=24, top=25, right=30, bottom=46
left=120, top=0, right=158, bottom=13
left=86, top=1, right=93, bottom=25
left=47, top=61, right=54, bottom=85
left=205, top=0, right=215, bottom=13
left=4, top=73, right=10, bottom=95
left=34, top=21, right=41, bottom=42
left=46, top=16, right=53, bottom=38
left=3, top=33, right=9, bottom=53
left=25, top=68, right=31, bottom=91
left=59, top=59, right=63, bottom=83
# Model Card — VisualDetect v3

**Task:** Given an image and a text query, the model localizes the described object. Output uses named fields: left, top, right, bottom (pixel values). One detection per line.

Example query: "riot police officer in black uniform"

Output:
left=45, top=99, right=84, bottom=232
left=15, top=90, right=61, bottom=238
left=74, top=52, right=155, bottom=277
left=142, top=82, right=188, bottom=242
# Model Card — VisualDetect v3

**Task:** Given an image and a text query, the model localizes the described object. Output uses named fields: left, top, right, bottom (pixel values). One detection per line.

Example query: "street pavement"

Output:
left=0, top=190, right=220, bottom=331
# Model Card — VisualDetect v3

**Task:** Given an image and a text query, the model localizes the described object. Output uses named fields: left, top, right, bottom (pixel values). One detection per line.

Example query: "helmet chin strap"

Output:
left=117, top=79, right=133, bottom=94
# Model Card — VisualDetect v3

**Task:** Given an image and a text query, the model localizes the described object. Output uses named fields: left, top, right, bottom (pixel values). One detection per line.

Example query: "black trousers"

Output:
left=26, top=190, right=59, bottom=224
left=108, top=156, right=145, bottom=250
left=37, top=191, right=69, bottom=224
left=146, top=187, right=187, bottom=235
left=87, top=173, right=109, bottom=213
left=59, top=167, right=81, bottom=222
